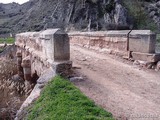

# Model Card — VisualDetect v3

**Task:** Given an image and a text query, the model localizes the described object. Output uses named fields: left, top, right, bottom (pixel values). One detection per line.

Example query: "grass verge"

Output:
left=26, top=76, right=114, bottom=120
left=0, top=37, right=15, bottom=44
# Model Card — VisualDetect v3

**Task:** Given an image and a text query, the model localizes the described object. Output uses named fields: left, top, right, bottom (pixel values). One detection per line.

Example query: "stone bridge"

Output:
left=15, top=29, right=72, bottom=82
left=14, top=28, right=160, bottom=119
left=15, top=29, right=72, bottom=119
left=14, top=29, right=160, bottom=85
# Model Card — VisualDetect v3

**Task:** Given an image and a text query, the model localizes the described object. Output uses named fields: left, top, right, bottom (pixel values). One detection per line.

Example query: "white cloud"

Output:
left=0, top=0, right=29, bottom=4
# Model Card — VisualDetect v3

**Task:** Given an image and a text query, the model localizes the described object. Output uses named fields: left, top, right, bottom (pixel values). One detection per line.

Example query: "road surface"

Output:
left=70, top=45, right=160, bottom=120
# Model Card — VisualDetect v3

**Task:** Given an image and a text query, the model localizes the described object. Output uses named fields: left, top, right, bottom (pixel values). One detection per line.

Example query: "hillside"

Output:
left=0, top=0, right=159, bottom=37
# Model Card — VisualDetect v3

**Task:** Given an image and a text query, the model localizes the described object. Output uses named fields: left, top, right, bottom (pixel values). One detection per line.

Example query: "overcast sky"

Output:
left=0, top=0, right=29, bottom=4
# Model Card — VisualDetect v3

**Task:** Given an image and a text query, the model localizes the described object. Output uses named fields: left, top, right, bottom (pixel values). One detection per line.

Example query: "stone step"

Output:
left=132, top=52, right=160, bottom=62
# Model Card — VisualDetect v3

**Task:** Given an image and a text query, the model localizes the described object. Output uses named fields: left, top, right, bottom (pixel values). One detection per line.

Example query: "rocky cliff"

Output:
left=145, top=1, right=160, bottom=30
left=0, top=0, right=159, bottom=37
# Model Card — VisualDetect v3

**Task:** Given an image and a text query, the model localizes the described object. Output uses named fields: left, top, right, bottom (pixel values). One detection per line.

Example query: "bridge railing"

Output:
left=15, top=29, right=71, bottom=80
left=69, top=30, right=159, bottom=62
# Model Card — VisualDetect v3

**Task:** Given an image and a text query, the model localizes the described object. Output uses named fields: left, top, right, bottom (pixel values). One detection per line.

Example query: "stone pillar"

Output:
left=16, top=51, right=24, bottom=78
left=129, top=30, right=156, bottom=53
left=21, top=56, right=32, bottom=93
left=21, top=56, right=31, bottom=81
left=40, top=29, right=70, bottom=62
left=129, top=30, right=160, bottom=62
left=40, top=29, right=72, bottom=76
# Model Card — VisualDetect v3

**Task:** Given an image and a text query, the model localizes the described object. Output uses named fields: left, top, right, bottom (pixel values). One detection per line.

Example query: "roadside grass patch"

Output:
left=26, top=76, right=114, bottom=120
left=0, top=37, right=15, bottom=44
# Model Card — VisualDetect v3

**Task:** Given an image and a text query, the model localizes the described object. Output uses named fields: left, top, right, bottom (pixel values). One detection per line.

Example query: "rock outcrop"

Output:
left=0, top=0, right=132, bottom=36
left=145, top=1, right=160, bottom=31
left=0, top=0, right=159, bottom=37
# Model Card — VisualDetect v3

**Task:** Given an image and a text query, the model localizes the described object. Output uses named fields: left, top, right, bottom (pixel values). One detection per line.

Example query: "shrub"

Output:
left=122, top=0, right=158, bottom=31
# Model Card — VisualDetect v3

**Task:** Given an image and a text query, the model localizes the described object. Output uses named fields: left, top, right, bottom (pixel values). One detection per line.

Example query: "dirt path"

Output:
left=70, top=45, right=160, bottom=120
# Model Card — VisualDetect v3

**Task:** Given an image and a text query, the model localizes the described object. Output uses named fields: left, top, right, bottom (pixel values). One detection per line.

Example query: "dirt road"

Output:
left=70, top=45, right=160, bottom=120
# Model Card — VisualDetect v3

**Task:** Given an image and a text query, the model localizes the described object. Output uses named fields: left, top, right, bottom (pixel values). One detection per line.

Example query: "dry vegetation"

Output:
left=0, top=60, right=26, bottom=120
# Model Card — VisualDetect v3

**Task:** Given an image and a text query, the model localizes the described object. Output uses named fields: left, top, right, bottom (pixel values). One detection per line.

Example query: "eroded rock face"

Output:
left=114, top=3, right=128, bottom=28
left=145, top=1, right=160, bottom=30
left=0, top=0, right=132, bottom=36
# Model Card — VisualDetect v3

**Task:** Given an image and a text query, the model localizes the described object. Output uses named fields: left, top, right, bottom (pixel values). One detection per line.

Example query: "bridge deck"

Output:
left=70, top=45, right=160, bottom=120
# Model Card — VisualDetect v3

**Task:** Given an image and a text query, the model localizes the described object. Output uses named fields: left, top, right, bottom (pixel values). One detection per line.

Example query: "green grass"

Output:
left=0, top=37, right=15, bottom=44
left=26, top=76, right=114, bottom=120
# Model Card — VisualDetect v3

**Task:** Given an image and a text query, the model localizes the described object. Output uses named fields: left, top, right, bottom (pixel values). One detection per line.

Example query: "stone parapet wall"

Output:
left=69, top=31, right=131, bottom=56
left=69, top=30, right=159, bottom=62
left=15, top=29, right=71, bottom=77
left=15, top=32, right=49, bottom=75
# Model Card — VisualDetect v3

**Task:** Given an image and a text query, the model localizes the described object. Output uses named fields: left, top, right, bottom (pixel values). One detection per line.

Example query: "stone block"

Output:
left=132, top=52, right=160, bottom=62
left=156, top=61, right=160, bottom=71
left=106, top=30, right=131, bottom=37
left=51, top=61, right=72, bottom=77
left=129, top=30, right=156, bottom=53
left=40, top=29, right=70, bottom=61
left=69, top=30, right=131, bottom=37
